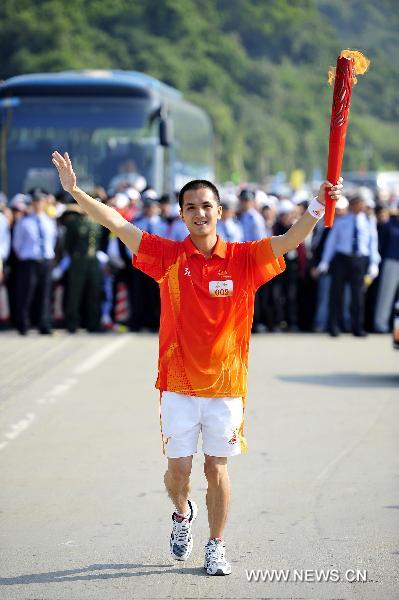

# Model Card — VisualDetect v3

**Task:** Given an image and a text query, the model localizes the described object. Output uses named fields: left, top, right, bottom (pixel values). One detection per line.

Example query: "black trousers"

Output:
left=15, top=259, right=53, bottom=333
left=253, top=282, right=276, bottom=331
left=328, top=253, right=368, bottom=334
left=64, top=257, right=101, bottom=332
left=272, top=259, right=300, bottom=329
left=127, top=268, right=160, bottom=332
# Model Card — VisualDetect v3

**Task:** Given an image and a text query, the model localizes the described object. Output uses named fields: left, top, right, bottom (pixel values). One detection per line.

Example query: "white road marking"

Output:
left=36, top=397, right=53, bottom=405
left=4, top=413, right=36, bottom=441
left=49, top=382, right=75, bottom=396
left=73, top=337, right=129, bottom=375
left=0, top=338, right=129, bottom=452
left=61, top=540, right=77, bottom=546
left=36, top=378, right=78, bottom=405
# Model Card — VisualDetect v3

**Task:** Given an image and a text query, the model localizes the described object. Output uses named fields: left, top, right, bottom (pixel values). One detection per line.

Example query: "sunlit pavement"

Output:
left=0, top=331, right=397, bottom=599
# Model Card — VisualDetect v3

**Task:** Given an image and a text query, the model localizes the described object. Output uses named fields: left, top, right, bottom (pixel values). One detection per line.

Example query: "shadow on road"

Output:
left=0, top=562, right=207, bottom=585
left=278, top=372, right=398, bottom=389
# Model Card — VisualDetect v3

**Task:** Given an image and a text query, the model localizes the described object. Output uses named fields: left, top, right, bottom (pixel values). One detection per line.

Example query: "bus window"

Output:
left=0, top=97, right=156, bottom=196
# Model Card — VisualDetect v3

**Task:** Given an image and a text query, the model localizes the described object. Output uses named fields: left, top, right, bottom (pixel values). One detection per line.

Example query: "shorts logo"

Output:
left=228, top=428, right=238, bottom=445
left=184, top=267, right=191, bottom=276
left=209, top=280, right=233, bottom=297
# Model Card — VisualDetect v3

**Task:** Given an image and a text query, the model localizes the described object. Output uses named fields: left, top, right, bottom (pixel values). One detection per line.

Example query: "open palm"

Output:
left=52, top=151, right=77, bottom=193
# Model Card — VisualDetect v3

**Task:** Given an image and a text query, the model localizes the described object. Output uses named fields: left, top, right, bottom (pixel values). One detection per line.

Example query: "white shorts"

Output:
left=159, top=391, right=247, bottom=458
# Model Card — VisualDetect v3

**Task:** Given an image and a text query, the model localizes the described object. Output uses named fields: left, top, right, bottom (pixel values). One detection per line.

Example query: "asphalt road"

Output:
left=0, top=331, right=398, bottom=600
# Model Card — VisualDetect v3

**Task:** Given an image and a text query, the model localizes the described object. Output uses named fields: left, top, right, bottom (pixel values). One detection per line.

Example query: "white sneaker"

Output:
left=169, top=499, right=198, bottom=561
left=204, top=538, right=232, bottom=575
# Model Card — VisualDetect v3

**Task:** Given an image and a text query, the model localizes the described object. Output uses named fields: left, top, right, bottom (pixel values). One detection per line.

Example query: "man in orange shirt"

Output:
left=52, top=151, right=342, bottom=575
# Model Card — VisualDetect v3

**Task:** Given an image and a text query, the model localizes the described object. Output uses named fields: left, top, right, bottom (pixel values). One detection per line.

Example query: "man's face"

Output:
left=160, top=202, right=171, bottom=218
left=376, top=207, right=389, bottom=223
left=144, top=203, right=160, bottom=218
left=221, top=206, right=234, bottom=220
left=350, top=199, right=365, bottom=214
left=239, top=198, right=252, bottom=212
left=180, top=188, right=222, bottom=237
left=335, top=206, right=348, bottom=217
left=280, top=211, right=295, bottom=227
left=32, top=198, right=46, bottom=213
left=262, top=206, right=276, bottom=225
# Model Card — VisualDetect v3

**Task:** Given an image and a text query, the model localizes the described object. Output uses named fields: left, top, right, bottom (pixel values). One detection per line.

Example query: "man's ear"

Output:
left=217, top=205, right=223, bottom=221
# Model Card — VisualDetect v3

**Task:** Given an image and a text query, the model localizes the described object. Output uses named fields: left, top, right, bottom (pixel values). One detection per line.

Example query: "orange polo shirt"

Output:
left=133, top=233, right=285, bottom=398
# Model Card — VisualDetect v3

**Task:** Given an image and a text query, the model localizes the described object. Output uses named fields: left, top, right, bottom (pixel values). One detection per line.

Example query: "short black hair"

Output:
left=178, top=180, right=220, bottom=210
left=375, top=204, right=388, bottom=214
left=30, top=188, right=48, bottom=201
left=239, top=188, right=255, bottom=201
left=349, top=194, right=364, bottom=204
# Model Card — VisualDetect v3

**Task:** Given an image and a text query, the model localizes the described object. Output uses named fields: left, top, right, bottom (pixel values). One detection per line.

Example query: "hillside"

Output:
left=0, top=0, right=397, bottom=180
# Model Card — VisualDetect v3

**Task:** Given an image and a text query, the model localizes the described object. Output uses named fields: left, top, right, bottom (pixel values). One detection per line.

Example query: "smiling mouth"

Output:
left=194, top=220, right=207, bottom=226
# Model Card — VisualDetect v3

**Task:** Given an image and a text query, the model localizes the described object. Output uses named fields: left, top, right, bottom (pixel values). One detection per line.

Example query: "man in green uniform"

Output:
left=61, top=199, right=103, bottom=333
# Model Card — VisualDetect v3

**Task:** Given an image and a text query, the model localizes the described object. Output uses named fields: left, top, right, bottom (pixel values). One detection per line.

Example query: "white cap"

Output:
left=292, top=190, right=310, bottom=204
left=114, top=193, right=129, bottom=209
left=357, top=186, right=374, bottom=204
left=291, top=190, right=310, bottom=204
left=277, top=199, right=295, bottom=215
left=265, top=194, right=278, bottom=208
left=336, top=196, right=349, bottom=210
left=132, top=175, right=147, bottom=192
left=220, top=192, right=238, bottom=209
left=255, top=190, right=269, bottom=206
left=10, top=193, right=30, bottom=208
left=142, top=188, right=158, bottom=201
left=125, top=187, right=141, bottom=202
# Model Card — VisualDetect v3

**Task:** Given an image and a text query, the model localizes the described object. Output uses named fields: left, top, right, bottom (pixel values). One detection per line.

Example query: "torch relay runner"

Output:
left=52, top=150, right=343, bottom=576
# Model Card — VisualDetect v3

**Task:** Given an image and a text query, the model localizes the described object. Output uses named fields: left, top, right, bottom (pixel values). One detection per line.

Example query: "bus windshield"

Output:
left=0, top=96, right=157, bottom=196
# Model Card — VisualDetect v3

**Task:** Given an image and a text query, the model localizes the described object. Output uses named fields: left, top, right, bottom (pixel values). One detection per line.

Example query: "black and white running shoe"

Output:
left=169, top=499, right=198, bottom=561
left=204, top=538, right=232, bottom=575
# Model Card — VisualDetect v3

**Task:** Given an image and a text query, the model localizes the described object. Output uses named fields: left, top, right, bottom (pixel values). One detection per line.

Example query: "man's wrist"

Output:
left=307, top=197, right=325, bottom=220
left=318, top=261, right=329, bottom=274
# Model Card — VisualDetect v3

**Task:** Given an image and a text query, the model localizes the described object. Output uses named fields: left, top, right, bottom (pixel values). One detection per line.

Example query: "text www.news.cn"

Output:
left=245, top=568, right=368, bottom=583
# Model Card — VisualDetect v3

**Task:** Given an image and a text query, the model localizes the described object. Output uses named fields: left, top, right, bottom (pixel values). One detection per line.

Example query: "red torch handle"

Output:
left=325, top=56, right=354, bottom=228
left=325, top=135, right=346, bottom=226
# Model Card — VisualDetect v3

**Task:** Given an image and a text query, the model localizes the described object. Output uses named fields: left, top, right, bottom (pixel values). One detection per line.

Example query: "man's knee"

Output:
left=204, top=456, right=228, bottom=483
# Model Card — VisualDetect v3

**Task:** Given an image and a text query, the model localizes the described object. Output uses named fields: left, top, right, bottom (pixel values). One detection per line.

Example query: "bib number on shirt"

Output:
left=209, top=280, right=233, bottom=298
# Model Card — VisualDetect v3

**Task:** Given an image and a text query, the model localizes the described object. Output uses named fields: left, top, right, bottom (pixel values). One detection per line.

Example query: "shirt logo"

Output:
left=184, top=267, right=191, bottom=276
left=217, top=269, right=232, bottom=279
left=209, top=280, right=233, bottom=297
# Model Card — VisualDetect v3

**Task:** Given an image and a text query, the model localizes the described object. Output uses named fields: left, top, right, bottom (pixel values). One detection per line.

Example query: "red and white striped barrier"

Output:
left=114, top=281, right=130, bottom=324
left=0, top=285, right=10, bottom=324
left=53, top=283, right=65, bottom=324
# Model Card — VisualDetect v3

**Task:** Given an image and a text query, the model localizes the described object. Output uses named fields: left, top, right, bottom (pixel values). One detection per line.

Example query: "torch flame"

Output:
left=328, top=49, right=370, bottom=85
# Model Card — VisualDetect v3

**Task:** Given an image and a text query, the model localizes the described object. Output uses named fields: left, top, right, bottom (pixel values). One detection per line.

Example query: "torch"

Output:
left=324, top=50, right=370, bottom=227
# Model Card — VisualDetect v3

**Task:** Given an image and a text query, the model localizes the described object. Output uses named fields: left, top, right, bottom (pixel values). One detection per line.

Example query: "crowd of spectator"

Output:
left=0, top=175, right=398, bottom=338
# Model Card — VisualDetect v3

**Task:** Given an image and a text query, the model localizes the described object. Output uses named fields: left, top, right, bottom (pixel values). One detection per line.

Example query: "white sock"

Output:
left=175, top=507, right=190, bottom=520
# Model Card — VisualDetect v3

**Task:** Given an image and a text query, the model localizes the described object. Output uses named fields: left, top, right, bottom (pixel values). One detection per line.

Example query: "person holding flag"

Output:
left=52, top=150, right=342, bottom=576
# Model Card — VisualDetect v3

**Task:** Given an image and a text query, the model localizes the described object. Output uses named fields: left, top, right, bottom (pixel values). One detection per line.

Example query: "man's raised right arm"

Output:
left=52, top=151, right=142, bottom=255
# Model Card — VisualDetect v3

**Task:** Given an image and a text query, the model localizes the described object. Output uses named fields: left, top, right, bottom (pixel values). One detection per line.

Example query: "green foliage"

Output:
left=0, top=0, right=397, bottom=180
